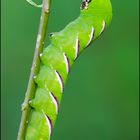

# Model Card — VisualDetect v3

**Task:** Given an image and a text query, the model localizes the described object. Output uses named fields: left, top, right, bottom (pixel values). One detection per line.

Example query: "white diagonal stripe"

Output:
left=63, top=53, right=69, bottom=74
left=87, top=27, right=94, bottom=47
left=55, top=71, right=63, bottom=93
left=49, top=92, right=58, bottom=113
left=75, top=37, right=79, bottom=60
left=100, top=20, right=106, bottom=34
left=42, top=111, right=51, bottom=139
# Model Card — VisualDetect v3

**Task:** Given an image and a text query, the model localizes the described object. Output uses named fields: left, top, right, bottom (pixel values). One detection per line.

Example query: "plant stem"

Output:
left=17, top=0, right=51, bottom=139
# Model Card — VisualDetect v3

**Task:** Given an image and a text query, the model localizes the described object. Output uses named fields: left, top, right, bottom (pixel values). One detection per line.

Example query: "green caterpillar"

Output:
left=25, top=0, right=112, bottom=139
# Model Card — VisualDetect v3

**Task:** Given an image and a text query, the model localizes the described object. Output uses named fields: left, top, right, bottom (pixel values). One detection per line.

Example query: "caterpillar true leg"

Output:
left=25, top=0, right=112, bottom=139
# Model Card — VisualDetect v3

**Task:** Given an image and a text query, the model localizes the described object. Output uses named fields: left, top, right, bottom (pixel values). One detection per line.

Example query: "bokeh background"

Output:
left=1, top=0, right=139, bottom=140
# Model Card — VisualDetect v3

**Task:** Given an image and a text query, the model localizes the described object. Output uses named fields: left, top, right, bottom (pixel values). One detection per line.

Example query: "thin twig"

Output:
left=17, top=0, right=51, bottom=139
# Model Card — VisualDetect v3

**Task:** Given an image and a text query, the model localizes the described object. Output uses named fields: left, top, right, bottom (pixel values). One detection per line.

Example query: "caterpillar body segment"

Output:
left=25, top=0, right=112, bottom=139
left=25, top=111, right=52, bottom=140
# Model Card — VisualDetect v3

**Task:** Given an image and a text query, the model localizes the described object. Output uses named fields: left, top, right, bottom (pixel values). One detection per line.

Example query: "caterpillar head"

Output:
left=80, top=0, right=92, bottom=10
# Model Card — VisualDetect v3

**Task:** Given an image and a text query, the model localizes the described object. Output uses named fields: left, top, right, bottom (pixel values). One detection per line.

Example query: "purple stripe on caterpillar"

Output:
left=44, top=115, right=52, bottom=138
left=63, top=53, right=70, bottom=74
left=55, top=70, right=64, bottom=93
left=50, top=92, right=59, bottom=113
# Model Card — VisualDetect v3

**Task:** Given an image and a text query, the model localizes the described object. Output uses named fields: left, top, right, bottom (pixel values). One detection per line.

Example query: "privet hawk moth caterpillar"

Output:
left=25, top=0, right=112, bottom=139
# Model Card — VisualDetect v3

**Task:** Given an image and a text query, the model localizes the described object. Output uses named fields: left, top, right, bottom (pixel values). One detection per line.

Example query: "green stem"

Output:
left=17, top=0, right=51, bottom=139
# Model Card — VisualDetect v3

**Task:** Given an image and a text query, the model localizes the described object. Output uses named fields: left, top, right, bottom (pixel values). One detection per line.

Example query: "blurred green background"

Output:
left=1, top=0, right=139, bottom=140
